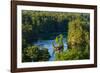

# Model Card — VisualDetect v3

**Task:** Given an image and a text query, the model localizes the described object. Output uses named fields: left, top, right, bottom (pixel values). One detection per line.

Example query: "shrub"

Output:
left=55, top=48, right=90, bottom=60
left=38, top=48, right=50, bottom=61
left=22, top=45, right=50, bottom=62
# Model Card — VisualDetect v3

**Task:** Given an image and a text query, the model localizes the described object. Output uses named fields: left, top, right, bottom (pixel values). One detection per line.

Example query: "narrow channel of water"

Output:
left=33, top=38, right=67, bottom=61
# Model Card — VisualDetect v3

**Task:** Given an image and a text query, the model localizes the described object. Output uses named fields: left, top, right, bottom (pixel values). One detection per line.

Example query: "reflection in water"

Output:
left=33, top=38, right=67, bottom=61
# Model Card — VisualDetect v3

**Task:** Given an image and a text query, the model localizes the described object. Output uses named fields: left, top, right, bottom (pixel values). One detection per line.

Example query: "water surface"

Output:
left=33, top=38, right=67, bottom=61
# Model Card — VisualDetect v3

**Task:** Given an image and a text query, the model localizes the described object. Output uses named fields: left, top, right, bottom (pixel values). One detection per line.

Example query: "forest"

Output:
left=22, top=10, right=90, bottom=62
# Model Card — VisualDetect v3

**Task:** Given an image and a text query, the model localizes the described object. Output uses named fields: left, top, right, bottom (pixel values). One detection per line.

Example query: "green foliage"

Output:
left=22, top=51, right=32, bottom=62
left=55, top=48, right=90, bottom=60
left=22, top=10, right=90, bottom=61
left=22, top=11, right=69, bottom=48
left=24, top=46, right=40, bottom=61
left=38, top=48, right=50, bottom=61
left=55, top=52, right=63, bottom=60
left=55, top=14, right=90, bottom=60
left=52, top=34, right=64, bottom=53
left=55, top=49, right=79, bottom=60
left=67, top=16, right=90, bottom=50
left=55, top=34, right=64, bottom=47
left=22, top=46, right=50, bottom=62
left=59, top=34, right=64, bottom=46
left=62, top=49, right=81, bottom=60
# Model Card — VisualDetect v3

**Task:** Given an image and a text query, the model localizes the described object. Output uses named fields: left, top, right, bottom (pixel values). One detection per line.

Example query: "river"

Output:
left=33, top=38, right=67, bottom=61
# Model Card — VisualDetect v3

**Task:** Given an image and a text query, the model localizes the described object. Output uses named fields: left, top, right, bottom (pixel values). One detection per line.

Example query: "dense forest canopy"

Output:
left=22, top=10, right=90, bottom=62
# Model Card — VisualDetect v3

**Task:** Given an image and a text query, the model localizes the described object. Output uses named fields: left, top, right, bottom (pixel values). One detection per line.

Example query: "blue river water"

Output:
left=33, top=38, right=67, bottom=61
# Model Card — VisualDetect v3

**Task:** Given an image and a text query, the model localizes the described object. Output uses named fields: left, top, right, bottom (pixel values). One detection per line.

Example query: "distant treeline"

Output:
left=22, top=10, right=89, bottom=49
